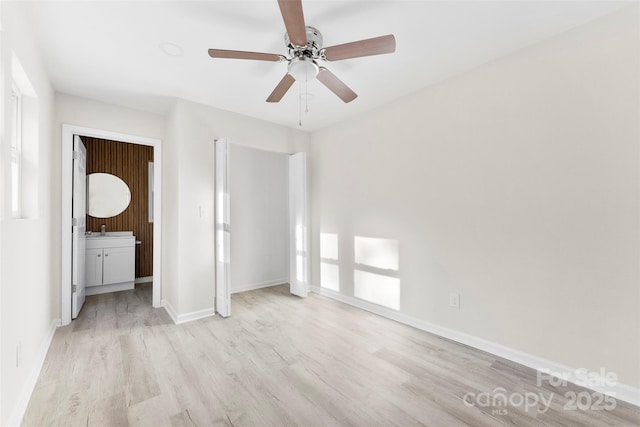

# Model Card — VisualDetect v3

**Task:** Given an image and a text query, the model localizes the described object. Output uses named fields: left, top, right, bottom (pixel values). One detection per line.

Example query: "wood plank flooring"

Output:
left=22, top=284, right=640, bottom=426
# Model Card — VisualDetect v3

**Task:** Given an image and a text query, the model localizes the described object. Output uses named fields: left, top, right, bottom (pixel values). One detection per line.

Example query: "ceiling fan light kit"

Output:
left=208, top=0, right=396, bottom=107
left=288, top=56, right=319, bottom=82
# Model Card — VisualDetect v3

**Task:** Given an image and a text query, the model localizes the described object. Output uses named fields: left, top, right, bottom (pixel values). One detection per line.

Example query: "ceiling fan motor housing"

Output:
left=285, top=26, right=323, bottom=57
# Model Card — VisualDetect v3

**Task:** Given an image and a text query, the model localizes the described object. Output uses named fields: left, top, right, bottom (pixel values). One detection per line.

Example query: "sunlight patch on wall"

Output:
left=320, top=232, right=340, bottom=291
left=321, top=263, right=340, bottom=291
left=353, top=236, right=400, bottom=310
left=321, top=233, right=338, bottom=260
left=354, top=270, right=400, bottom=310
left=354, top=236, right=399, bottom=271
left=295, top=225, right=308, bottom=283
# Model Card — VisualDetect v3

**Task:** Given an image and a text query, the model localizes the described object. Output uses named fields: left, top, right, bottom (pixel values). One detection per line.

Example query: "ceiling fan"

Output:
left=208, top=0, right=396, bottom=103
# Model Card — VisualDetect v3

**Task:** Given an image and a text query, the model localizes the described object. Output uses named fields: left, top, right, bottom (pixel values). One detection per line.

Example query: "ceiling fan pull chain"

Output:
left=298, top=81, right=302, bottom=127
left=305, top=77, right=309, bottom=113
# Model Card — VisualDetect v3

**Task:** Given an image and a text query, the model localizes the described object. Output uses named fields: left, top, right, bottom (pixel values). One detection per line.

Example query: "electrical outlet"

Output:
left=449, top=293, right=460, bottom=309
left=16, top=342, right=22, bottom=368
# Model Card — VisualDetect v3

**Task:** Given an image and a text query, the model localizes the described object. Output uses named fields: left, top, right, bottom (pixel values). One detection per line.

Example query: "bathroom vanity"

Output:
left=85, top=231, right=135, bottom=295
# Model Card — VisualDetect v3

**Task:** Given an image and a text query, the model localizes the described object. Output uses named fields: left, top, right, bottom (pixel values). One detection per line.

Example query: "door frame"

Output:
left=61, top=124, right=162, bottom=325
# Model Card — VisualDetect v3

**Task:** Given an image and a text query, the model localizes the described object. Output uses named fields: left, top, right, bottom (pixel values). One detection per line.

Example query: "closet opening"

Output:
left=215, top=140, right=308, bottom=317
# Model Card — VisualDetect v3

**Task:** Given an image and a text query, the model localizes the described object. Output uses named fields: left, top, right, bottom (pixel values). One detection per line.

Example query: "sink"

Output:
left=86, top=231, right=136, bottom=251
left=86, top=231, right=133, bottom=238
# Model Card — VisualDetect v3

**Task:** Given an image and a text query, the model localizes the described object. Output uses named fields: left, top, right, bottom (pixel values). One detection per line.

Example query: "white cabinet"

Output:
left=85, top=235, right=135, bottom=295
left=103, top=246, right=135, bottom=284
left=85, top=247, right=103, bottom=287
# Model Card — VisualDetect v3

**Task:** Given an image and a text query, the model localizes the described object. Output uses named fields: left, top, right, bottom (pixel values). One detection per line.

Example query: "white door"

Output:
left=72, top=135, right=87, bottom=318
left=215, top=139, right=231, bottom=317
left=289, top=152, right=309, bottom=297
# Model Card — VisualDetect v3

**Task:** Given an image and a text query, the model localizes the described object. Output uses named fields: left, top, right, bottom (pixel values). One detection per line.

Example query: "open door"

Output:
left=289, top=152, right=309, bottom=297
left=71, top=135, right=87, bottom=319
left=215, top=138, right=231, bottom=317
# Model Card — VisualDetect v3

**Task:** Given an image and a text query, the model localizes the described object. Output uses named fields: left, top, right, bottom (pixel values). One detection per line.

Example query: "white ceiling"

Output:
left=24, top=1, right=626, bottom=132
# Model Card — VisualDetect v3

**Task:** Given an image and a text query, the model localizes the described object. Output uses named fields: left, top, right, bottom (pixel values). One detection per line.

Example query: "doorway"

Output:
left=61, top=125, right=162, bottom=325
left=215, top=140, right=309, bottom=317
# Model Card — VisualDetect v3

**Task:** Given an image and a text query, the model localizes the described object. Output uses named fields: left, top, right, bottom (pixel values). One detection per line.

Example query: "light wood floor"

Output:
left=23, top=284, right=639, bottom=426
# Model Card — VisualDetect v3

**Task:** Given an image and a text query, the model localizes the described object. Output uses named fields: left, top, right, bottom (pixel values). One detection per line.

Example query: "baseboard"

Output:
left=7, top=318, right=61, bottom=427
left=231, top=278, right=289, bottom=294
left=161, top=299, right=216, bottom=325
left=135, top=276, right=153, bottom=284
left=310, top=286, right=640, bottom=407
left=86, top=281, right=134, bottom=296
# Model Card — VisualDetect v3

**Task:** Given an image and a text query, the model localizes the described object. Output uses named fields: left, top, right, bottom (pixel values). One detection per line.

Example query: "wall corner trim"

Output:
left=309, top=286, right=640, bottom=407
left=161, top=300, right=216, bottom=325
left=7, top=318, right=61, bottom=427
left=161, top=299, right=179, bottom=324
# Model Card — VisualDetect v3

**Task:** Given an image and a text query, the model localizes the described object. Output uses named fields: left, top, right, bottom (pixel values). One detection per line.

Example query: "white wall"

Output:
left=0, top=3, right=55, bottom=424
left=162, top=102, right=181, bottom=310
left=55, top=93, right=166, bottom=141
left=309, top=5, right=640, bottom=388
left=230, top=144, right=289, bottom=292
left=163, top=99, right=309, bottom=315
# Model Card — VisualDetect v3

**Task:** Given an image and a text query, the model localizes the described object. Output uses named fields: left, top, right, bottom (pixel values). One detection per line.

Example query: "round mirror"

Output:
left=87, top=173, right=131, bottom=218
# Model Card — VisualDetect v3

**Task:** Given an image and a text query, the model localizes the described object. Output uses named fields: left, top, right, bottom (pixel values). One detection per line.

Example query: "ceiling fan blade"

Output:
left=277, top=0, right=307, bottom=47
left=316, top=68, right=357, bottom=103
left=208, top=49, right=283, bottom=62
left=266, top=73, right=296, bottom=103
left=323, top=34, right=396, bottom=61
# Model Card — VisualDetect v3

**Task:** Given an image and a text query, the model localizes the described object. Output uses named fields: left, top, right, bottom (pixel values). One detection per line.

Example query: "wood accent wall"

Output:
left=82, top=136, right=154, bottom=278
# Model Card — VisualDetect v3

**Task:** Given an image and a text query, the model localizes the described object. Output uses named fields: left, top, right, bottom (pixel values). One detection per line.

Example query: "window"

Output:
left=10, top=84, right=22, bottom=218
left=9, top=52, right=38, bottom=219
